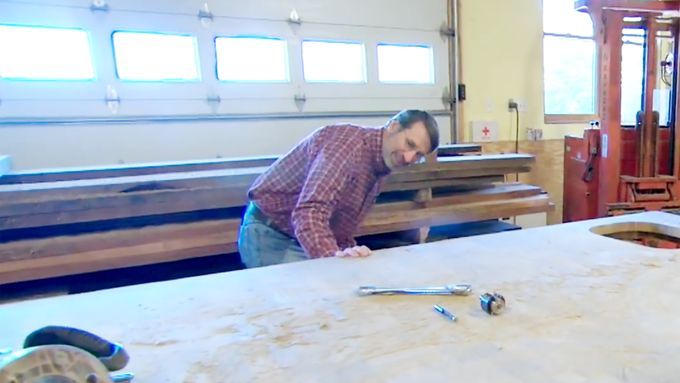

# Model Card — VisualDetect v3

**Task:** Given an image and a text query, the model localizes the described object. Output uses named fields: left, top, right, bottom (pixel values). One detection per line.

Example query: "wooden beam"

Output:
left=0, top=148, right=507, bottom=186
left=359, top=195, right=551, bottom=235
left=380, top=176, right=504, bottom=192
left=389, top=154, right=533, bottom=180
left=0, top=187, right=249, bottom=230
left=0, top=167, right=266, bottom=203
left=0, top=219, right=240, bottom=284
left=372, top=183, right=542, bottom=213
left=386, top=166, right=531, bottom=184
left=0, top=156, right=278, bottom=185
left=0, top=154, right=533, bottom=203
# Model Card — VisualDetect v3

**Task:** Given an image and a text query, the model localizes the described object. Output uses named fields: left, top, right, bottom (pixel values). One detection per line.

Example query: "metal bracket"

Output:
left=440, top=26, right=456, bottom=37
left=294, top=93, right=307, bottom=102
left=288, top=9, right=302, bottom=25
left=198, top=4, right=214, bottom=25
left=206, top=95, right=221, bottom=104
left=105, top=85, right=120, bottom=114
left=90, top=0, right=109, bottom=12
left=441, top=88, right=456, bottom=107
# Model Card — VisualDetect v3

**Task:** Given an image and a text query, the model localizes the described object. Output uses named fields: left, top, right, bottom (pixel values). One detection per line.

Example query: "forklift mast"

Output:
left=564, top=0, right=680, bottom=222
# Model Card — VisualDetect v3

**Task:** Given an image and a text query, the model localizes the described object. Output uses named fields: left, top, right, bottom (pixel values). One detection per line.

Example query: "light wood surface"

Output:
left=1, top=212, right=678, bottom=382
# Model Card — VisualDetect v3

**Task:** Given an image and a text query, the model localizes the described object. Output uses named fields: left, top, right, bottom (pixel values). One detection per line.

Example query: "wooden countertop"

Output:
left=1, top=212, right=679, bottom=382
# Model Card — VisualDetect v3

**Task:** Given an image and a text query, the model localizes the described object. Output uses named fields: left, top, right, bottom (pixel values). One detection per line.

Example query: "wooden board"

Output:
left=386, top=165, right=532, bottom=184
left=0, top=187, right=249, bottom=230
left=480, top=140, right=564, bottom=224
left=0, top=152, right=522, bottom=185
left=0, top=212, right=676, bottom=381
left=0, top=167, right=267, bottom=203
left=377, top=176, right=505, bottom=192
left=0, top=219, right=240, bottom=284
left=360, top=195, right=550, bottom=235
left=371, top=183, right=542, bottom=212
left=0, top=156, right=278, bottom=185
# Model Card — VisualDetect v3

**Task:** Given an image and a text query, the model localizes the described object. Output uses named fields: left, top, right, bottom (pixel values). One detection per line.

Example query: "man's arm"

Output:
left=291, top=146, right=354, bottom=258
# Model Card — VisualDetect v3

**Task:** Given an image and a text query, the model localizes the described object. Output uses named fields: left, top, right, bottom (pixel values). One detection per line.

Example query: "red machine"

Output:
left=564, top=0, right=680, bottom=222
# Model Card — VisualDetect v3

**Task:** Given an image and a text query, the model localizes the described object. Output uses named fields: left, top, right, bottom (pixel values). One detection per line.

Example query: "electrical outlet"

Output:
left=508, top=98, right=526, bottom=112
left=516, top=99, right=527, bottom=112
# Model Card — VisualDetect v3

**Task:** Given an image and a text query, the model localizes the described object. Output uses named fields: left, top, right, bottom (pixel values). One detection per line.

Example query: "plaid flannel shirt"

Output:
left=248, top=124, right=390, bottom=258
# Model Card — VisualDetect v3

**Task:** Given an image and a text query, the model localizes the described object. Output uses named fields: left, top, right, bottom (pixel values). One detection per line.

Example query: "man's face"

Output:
left=382, top=120, right=432, bottom=170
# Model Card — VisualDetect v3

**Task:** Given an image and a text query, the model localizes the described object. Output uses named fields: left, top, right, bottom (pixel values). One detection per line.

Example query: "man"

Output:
left=238, top=109, right=439, bottom=268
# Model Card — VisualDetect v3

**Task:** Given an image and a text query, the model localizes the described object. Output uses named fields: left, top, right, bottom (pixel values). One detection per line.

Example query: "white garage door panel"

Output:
left=0, top=81, right=103, bottom=101
left=102, top=100, right=215, bottom=116
left=6, top=0, right=446, bottom=30
left=200, top=0, right=445, bottom=30
left=299, top=84, right=445, bottom=99
left=291, top=98, right=446, bottom=114
left=0, top=101, right=110, bottom=118
left=0, top=0, right=453, bottom=168
left=1, top=115, right=451, bottom=170
left=0, top=2, right=91, bottom=27
left=1, top=98, right=446, bottom=118
left=0, top=5, right=448, bottom=113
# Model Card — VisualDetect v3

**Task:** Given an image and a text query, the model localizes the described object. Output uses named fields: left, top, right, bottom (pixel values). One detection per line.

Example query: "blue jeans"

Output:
left=238, top=203, right=309, bottom=268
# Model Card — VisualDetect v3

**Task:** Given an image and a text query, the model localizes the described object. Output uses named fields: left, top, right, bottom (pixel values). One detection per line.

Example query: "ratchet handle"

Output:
left=357, top=284, right=472, bottom=296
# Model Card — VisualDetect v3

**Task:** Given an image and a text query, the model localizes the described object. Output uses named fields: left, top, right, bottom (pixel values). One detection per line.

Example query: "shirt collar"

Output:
left=368, top=126, right=391, bottom=176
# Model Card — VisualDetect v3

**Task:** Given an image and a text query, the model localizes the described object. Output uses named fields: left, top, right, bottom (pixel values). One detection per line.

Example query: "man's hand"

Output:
left=335, top=245, right=371, bottom=258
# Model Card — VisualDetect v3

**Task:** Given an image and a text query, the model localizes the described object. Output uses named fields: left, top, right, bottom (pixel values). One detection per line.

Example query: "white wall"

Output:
left=0, top=0, right=452, bottom=170
left=0, top=116, right=451, bottom=169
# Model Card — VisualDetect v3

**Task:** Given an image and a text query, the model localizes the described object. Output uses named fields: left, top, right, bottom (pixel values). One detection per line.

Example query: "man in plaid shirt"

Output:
left=238, top=109, right=439, bottom=268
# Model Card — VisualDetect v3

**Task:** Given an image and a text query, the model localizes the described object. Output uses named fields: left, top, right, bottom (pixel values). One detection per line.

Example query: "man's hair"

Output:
left=391, top=109, right=439, bottom=152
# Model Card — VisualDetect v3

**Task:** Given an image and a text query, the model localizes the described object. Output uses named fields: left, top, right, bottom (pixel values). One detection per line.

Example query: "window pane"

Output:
left=302, top=40, right=365, bottom=83
left=620, top=33, right=644, bottom=126
left=543, top=0, right=593, bottom=37
left=112, top=31, right=200, bottom=81
left=0, top=25, right=94, bottom=80
left=543, top=35, right=595, bottom=115
left=216, top=37, right=288, bottom=82
left=655, top=36, right=674, bottom=127
left=377, top=44, right=434, bottom=84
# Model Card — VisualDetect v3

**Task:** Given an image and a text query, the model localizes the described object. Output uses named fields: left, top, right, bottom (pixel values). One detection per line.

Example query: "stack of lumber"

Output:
left=0, top=148, right=551, bottom=284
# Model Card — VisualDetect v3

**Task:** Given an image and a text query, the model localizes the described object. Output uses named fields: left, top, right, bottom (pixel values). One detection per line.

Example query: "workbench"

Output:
left=1, top=212, right=679, bottom=382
